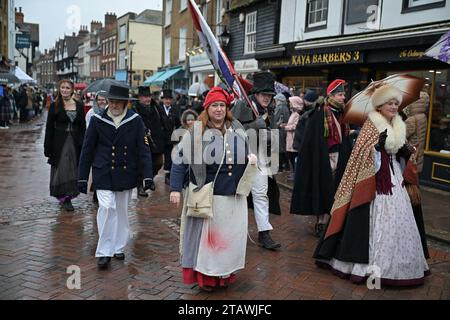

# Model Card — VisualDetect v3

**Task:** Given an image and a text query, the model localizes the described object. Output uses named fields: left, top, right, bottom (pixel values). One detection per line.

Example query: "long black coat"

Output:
left=158, top=103, right=181, bottom=145
left=134, top=101, right=166, bottom=154
left=290, top=105, right=352, bottom=216
left=44, top=101, right=86, bottom=166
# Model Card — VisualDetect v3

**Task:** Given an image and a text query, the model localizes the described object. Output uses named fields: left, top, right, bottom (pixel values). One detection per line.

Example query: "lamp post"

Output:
left=128, top=40, right=136, bottom=88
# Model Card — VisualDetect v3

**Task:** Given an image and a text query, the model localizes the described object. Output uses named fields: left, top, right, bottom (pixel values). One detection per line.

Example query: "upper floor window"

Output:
left=180, top=0, right=187, bottom=12
left=244, top=11, right=257, bottom=54
left=165, top=0, right=173, bottom=26
left=306, top=0, right=328, bottom=29
left=165, top=36, right=171, bottom=65
left=345, top=0, right=379, bottom=25
left=402, top=0, right=446, bottom=13
left=216, top=0, right=223, bottom=36
left=119, top=25, right=127, bottom=43
left=179, top=27, right=187, bottom=62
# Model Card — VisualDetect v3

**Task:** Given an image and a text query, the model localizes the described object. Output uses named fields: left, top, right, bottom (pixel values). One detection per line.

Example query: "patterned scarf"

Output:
left=324, top=119, right=379, bottom=240
left=323, top=97, right=349, bottom=145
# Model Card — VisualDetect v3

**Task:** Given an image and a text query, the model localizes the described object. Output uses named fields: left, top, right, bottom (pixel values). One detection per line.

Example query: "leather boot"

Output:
left=138, top=185, right=148, bottom=197
left=97, top=257, right=111, bottom=269
left=258, top=231, right=281, bottom=250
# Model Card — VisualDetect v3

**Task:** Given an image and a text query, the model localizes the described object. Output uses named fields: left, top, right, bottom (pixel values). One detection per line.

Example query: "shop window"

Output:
left=386, top=69, right=450, bottom=155
left=402, top=0, right=446, bottom=13
left=306, top=0, right=328, bottom=31
left=428, top=69, right=450, bottom=154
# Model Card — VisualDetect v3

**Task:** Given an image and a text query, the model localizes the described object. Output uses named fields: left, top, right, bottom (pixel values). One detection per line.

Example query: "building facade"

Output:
left=14, top=6, right=39, bottom=76
left=87, top=20, right=103, bottom=81
left=0, top=0, right=9, bottom=60
left=54, top=30, right=85, bottom=82
left=116, top=10, right=163, bottom=89
left=101, top=13, right=117, bottom=79
left=253, top=0, right=450, bottom=190
left=34, top=49, right=56, bottom=89
left=227, top=0, right=280, bottom=78
left=77, top=26, right=91, bottom=82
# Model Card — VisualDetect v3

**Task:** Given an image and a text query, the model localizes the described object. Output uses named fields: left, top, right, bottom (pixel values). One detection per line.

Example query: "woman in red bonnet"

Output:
left=170, top=87, right=257, bottom=292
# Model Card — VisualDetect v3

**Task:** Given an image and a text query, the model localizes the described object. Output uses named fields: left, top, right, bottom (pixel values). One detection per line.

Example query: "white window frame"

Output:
left=165, top=0, right=173, bottom=27
left=244, top=11, right=257, bottom=54
left=178, top=27, right=187, bottom=62
left=180, top=0, right=187, bottom=12
left=407, top=0, right=443, bottom=7
left=164, top=36, right=171, bottom=66
left=215, top=0, right=223, bottom=36
left=307, top=0, right=328, bottom=28
left=119, top=25, right=127, bottom=43
left=119, top=50, right=126, bottom=70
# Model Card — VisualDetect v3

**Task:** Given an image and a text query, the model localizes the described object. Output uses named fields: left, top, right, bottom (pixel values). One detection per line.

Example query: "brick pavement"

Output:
left=0, top=114, right=449, bottom=300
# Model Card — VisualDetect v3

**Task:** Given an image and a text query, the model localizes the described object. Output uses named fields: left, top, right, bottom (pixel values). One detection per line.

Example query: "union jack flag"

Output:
left=187, top=0, right=258, bottom=116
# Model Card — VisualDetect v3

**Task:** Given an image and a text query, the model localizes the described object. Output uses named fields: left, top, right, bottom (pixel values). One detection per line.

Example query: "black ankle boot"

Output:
left=258, top=231, right=281, bottom=250
left=62, top=199, right=74, bottom=211
left=97, top=257, right=111, bottom=269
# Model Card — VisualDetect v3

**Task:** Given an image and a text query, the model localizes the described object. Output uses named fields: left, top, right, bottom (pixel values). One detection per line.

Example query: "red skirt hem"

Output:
left=183, top=268, right=237, bottom=288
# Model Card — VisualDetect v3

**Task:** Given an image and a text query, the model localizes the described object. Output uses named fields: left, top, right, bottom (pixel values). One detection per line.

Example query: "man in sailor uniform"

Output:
left=78, top=84, right=155, bottom=269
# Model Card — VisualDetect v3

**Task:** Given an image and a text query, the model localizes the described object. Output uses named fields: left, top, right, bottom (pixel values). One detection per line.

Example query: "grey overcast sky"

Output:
left=16, top=0, right=162, bottom=51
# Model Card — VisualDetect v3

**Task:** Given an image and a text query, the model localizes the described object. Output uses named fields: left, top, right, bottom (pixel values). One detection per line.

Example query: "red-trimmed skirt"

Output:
left=183, top=268, right=236, bottom=288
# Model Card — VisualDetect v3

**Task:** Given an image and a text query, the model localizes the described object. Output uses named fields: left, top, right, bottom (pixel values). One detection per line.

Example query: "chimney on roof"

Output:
left=105, top=12, right=117, bottom=29
left=90, top=20, right=103, bottom=33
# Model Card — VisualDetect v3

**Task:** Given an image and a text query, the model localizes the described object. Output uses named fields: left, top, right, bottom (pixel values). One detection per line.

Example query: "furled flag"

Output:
left=425, top=30, right=450, bottom=65
left=187, top=0, right=258, bottom=116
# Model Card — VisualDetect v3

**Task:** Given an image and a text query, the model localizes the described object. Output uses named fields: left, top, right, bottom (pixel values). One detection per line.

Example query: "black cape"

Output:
left=290, top=106, right=352, bottom=216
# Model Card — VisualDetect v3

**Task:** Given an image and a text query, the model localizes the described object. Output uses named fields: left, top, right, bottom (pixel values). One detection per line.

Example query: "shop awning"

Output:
left=143, top=70, right=166, bottom=86
left=143, top=66, right=184, bottom=86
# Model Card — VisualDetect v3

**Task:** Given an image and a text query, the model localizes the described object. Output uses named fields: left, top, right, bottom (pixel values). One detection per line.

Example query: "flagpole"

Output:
left=232, top=73, right=259, bottom=118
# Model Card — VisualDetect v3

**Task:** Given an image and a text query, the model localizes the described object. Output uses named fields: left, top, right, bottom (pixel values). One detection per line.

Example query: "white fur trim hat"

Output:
left=371, top=84, right=403, bottom=109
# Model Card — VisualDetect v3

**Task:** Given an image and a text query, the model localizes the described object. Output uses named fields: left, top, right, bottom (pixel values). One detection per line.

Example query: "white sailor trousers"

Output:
left=251, top=169, right=273, bottom=232
left=95, top=189, right=132, bottom=257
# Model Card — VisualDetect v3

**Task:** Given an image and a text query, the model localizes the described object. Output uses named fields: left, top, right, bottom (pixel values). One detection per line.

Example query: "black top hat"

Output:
left=251, top=72, right=276, bottom=95
left=161, top=89, right=173, bottom=99
left=138, top=86, right=151, bottom=96
left=105, top=84, right=135, bottom=101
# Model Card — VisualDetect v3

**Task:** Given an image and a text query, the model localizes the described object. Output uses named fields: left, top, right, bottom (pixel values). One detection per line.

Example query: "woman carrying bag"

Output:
left=170, top=87, right=257, bottom=292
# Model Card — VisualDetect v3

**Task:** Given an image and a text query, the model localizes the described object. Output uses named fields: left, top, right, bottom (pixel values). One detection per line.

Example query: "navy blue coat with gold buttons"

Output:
left=78, top=108, right=153, bottom=191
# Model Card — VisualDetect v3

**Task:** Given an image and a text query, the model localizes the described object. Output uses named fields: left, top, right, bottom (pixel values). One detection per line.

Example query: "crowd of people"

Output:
left=40, top=71, right=431, bottom=291
left=0, top=83, right=52, bottom=129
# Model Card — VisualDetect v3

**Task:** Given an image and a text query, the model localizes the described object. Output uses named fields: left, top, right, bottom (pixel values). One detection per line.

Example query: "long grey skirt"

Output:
left=50, top=135, right=79, bottom=199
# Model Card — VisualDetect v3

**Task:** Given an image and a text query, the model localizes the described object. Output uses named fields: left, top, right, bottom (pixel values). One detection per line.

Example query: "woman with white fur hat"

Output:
left=313, top=84, right=430, bottom=287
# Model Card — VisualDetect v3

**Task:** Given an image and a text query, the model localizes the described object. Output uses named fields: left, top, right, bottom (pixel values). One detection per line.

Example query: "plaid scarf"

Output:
left=323, top=97, right=349, bottom=147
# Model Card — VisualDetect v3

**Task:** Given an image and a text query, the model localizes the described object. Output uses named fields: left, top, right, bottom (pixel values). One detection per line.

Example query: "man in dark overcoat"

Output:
left=158, top=89, right=181, bottom=184
left=78, top=84, right=155, bottom=269
left=290, top=79, right=353, bottom=237
left=134, top=86, right=166, bottom=197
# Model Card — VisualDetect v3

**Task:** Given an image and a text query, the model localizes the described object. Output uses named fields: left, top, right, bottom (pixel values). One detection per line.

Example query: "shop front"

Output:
left=189, top=51, right=215, bottom=86
left=234, top=59, right=260, bottom=79
left=258, top=34, right=450, bottom=190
